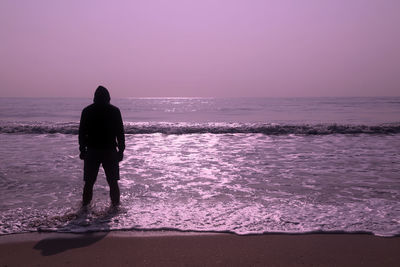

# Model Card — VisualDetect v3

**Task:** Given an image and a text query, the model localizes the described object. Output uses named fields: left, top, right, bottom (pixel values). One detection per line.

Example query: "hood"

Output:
left=93, top=86, right=111, bottom=104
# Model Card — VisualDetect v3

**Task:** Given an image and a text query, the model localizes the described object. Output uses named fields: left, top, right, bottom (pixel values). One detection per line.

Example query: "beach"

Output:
left=1, top=97, right=400, bottom=266
left=2, top=0, right=400, bottom=264
left=2, top=98, right=400, bottom=237
left=1, top=232, right=400, bottom=266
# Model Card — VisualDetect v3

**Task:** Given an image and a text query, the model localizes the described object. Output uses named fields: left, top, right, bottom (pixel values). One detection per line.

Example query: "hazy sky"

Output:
left=1, top=0, right=399, bottom=97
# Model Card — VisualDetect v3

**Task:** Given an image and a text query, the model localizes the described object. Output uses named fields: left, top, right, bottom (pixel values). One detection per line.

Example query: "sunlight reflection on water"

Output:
left=1, top=132, right=400, bottom=236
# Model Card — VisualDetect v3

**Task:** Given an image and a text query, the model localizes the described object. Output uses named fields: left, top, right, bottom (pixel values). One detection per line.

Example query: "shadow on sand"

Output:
left=34, top=205, right=119, bottom=256
left=33, top=232, right=108, bottom=256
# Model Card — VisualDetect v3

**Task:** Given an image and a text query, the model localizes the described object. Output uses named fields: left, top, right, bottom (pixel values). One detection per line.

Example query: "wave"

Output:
left=2, top=225, right=396, bottom=237
left=36, top=227, right=397, bottom=237
left=1, top=121, right=400, bottom=135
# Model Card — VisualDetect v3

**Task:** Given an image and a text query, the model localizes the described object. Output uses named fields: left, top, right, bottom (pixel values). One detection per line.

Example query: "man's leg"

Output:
left=82, top=180, right=95, bottom=206
left=104, top=150, right=120, bottom=206
left=83, top=151, right=100, bottom=206
left=107, top=179, right=120, bottom=206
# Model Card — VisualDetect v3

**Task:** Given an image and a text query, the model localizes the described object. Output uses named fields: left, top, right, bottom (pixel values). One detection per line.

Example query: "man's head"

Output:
left=94, top=86, right=111, bottom=104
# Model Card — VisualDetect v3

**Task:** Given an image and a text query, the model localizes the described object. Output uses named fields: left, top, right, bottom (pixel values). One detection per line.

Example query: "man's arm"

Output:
left=116, top=108, right=125, bottom=160
left=78, top=109, right=88, bottom=159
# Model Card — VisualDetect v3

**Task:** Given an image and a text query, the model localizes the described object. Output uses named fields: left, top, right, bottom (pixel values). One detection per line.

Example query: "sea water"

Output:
left=0, top=97, right=399, bottom=236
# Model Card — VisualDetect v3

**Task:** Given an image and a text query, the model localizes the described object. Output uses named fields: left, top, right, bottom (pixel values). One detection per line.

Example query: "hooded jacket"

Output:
left=79, top=86, right=125, bottom=153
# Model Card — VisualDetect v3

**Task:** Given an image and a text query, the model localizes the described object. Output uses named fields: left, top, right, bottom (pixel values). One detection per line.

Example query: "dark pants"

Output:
left=82, top=148, right=120, bottom=205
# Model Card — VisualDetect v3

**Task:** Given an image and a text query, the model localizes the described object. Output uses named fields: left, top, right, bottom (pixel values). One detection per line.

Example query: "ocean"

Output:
left=0, top=97, right=399, bottom=237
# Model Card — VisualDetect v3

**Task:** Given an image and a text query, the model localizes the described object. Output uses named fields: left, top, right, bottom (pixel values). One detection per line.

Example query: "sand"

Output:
left=1, top=231, right=399, bottom=266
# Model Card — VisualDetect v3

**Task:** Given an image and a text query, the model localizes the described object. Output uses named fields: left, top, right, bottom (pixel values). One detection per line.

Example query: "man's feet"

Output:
left=82, top=200, right=91, bottom=207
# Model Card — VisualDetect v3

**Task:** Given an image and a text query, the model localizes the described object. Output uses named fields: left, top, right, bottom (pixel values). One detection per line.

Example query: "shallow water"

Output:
left=1, top=132, right=399, bottom=236
left=1, top=97, right=399, bottom=236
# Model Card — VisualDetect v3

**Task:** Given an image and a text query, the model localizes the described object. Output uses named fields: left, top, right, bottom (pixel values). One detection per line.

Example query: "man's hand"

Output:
left=117, top=151, right=124, bottom=162
left=79, top=151, right=87, bottom=160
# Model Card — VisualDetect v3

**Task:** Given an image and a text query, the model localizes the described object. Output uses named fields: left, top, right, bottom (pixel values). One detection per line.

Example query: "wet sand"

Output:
left=1, top=232, right=399, bottom=266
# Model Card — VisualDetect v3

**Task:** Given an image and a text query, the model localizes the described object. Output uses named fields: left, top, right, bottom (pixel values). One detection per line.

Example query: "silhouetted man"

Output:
left=79, top=86, right=125, bottom=206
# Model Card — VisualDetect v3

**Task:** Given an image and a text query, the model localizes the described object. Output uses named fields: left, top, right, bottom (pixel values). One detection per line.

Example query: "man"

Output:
left=79, top=86, right=125, bottom=206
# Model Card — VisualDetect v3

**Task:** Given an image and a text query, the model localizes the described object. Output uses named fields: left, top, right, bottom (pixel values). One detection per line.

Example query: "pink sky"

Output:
left=1, top=0, right=399, bottom=97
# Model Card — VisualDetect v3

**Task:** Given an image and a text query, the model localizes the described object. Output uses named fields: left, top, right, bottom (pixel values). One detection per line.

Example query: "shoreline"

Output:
left=1, top=229, right=399, bottom=243
left=1, top=231, right=400, bottom=266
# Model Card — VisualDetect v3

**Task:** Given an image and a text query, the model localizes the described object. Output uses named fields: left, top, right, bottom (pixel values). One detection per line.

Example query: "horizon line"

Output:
left=1, top=95, right=400, bottom=99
